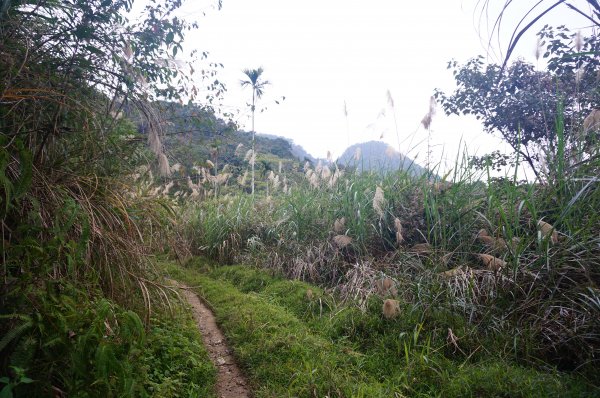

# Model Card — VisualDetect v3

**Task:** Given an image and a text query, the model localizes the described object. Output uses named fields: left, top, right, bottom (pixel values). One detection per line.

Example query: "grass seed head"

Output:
left=373, top=186, right=385, bottom=218
left=375, top=278, right=397, bottom=297
left=306, top=288, right=314, bottom=300
left=333, top=234, right=353, bottom=248
left=158, top=153, right=171, bottom=177
left=537, top=220, right=558, bottom=244
left=535, top=36, right=542, bottom=61
left=575, top=30, right=583, bottom=52
left=477, top=253, right=506, bottom=271
left=382, top=299, right=400, bottom=319
left=583, top=109, right=600, bottom=132
left=333, top=217, right=346, bottom=233
left=354, top=147, right=361, bottom=161
left=235, top=143, right=244, bottom=156
left=394, top=217, right=403, bottom=245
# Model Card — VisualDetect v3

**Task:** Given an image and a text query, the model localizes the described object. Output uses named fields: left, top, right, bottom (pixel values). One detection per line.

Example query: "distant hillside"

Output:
left=337, top=141, right=426, bottom=175
left=146, top=101, right=308, bottom=172
left=258, top=133, right=316, bottom=163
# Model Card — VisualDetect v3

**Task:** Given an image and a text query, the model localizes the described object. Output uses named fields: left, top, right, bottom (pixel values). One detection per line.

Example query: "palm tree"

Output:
left=241, top=67, right=270, bottom=196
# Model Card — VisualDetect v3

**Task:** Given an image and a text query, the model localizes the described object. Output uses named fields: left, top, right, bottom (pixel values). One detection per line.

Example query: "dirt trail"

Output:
left=174, top=282, right=252, bottom=398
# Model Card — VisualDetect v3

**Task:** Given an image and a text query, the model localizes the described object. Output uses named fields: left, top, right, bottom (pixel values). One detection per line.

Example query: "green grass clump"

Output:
left=444, top=361, right=591, bottom=398
left=0, top=282, right=216, bottom=397
left=166, top=262, right=394, bottom=397
left=166, top=260, right=596, bottom=397
left=142, top=316, right=216, bottom=398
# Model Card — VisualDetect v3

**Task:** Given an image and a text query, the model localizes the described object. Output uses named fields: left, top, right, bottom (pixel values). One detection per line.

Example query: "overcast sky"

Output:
left=171, top=0, right=590, bottom=175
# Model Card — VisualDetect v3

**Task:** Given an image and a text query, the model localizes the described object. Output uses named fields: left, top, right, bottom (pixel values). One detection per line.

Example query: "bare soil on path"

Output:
left=174, top=282, right=252, bottom=398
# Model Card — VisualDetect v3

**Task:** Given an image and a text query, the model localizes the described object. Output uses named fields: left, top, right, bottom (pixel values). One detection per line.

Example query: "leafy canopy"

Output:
left=434, top=25, right=600, bottom=176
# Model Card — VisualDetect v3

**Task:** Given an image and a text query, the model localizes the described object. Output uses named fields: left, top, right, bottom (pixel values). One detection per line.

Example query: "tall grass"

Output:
left=182, top=139, right=600, bottom=377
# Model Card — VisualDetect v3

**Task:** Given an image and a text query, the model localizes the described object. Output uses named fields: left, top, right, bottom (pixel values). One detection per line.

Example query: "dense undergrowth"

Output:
left=165, top=259, right=597, bottom=397
left=180, top=152, right=600, bottom=381
left=0, top=0, right=218, bottom=396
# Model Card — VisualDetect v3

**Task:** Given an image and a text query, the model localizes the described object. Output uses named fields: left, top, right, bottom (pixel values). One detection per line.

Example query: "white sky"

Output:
left=171, top=0, right=591, bottom=174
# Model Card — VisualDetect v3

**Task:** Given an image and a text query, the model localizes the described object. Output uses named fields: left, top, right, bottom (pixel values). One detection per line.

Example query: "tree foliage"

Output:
left=435, top=26, right=600, bottom=176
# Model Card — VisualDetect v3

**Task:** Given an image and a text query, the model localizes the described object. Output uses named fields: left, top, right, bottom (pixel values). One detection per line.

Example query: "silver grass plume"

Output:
left=394, top=218, right=403, bottom=245
left=235, top=143, right=244, bottom=156
left=238, top=171, right=248, bottom=186
left=421, top=96, right=436, bottom=130
left=354, top=147, right=361, bottom=161
left=535, top=37, right=542, bottom=61
left=575, top=31, right=583, bottom=52
left=373, top=186, right=385, bottom=218
left=158, top=153, right=171, bottom=177
left=333, top=217, right=346, bottom=233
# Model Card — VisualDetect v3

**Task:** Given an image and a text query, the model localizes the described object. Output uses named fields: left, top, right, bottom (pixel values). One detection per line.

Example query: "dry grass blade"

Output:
left=409, top=243, right=433, bottom=254
left=440, top=266, right=473, bottom=279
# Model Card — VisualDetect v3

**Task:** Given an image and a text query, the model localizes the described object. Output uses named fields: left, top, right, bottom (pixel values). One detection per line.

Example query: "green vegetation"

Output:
left=180, top=152, right=600, bottom=380
left=164, top=260, right=596, bottom=397
left=0, top=0, right=218, bottom=396
left=1, top=0, right=599, bottom=396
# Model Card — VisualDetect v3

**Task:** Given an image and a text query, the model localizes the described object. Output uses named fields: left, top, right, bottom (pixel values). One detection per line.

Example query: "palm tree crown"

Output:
left=241, top=67, right=270, bottom=111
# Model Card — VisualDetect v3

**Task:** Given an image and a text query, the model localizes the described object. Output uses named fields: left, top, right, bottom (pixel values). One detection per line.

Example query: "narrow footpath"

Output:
left=175, top=283, right=252, bottom=398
